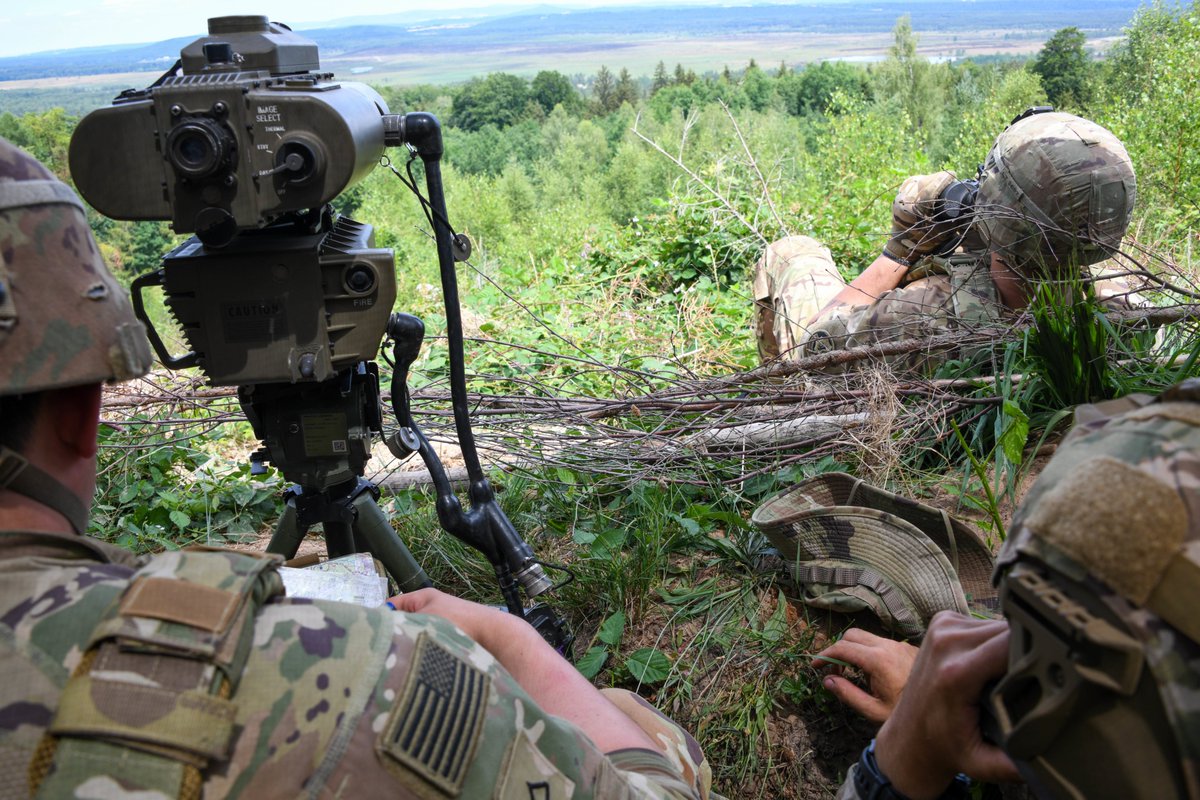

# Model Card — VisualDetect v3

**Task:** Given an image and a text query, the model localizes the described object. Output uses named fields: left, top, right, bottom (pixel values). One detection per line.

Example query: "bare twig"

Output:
left=718, top=99, right=789, bottom=239
left=631, top=118, right=770, bottom=248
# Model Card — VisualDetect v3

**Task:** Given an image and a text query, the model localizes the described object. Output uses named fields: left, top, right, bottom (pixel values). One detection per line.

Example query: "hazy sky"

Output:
left=0, top=0, right=628, bottom=58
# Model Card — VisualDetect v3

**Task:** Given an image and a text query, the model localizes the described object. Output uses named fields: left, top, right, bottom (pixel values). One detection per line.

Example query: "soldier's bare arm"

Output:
left=392, top=588, right=660, bottom=753
left=811, top=253, right=909, bottom=320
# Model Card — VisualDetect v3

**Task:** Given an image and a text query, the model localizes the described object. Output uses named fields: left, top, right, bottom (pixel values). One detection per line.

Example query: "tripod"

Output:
left=238, top=368, right=432, bottom=593
left=266, top=478, right=431, bottom=592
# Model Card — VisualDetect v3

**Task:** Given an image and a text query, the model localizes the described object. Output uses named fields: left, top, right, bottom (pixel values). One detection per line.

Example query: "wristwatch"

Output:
left=852, top=739, right=972, bottom=800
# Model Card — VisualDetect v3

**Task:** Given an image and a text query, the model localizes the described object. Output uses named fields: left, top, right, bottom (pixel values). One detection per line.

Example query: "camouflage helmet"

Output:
left=989, top=382, right=1200, bottom=799
left=0, top=136, right=152, bottom=396
left=975, top=108, right=1136, bottom=274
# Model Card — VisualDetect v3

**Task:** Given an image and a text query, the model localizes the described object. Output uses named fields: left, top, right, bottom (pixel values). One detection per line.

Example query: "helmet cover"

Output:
left=0, top=137, right=151, bottom=395
left=976, top=111, right=1136, bottom=275
left=990, top=381, right=1200, bottom=799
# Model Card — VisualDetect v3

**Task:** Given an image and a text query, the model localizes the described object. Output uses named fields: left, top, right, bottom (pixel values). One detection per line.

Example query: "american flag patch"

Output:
left=382, top=633, right=491, bottom=795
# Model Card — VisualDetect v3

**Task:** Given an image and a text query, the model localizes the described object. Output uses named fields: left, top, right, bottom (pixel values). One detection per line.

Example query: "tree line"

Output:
left=2, top=4, right=1196, bottom=304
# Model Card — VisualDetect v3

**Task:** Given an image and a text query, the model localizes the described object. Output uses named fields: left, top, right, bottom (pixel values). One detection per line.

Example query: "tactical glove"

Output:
left=882, top=170, right=959, bottom=266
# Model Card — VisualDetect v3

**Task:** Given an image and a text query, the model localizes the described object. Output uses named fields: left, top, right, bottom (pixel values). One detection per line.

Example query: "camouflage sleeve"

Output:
left=800, top=276, right=962, bottom=374
left=842, top=278, right=955, bottom=350
left=213, top=597, right=700, bottom=799
left=802, top=303, right=862, bottom=357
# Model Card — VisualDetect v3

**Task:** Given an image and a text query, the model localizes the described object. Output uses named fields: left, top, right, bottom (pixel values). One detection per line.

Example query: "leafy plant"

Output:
left=576, top=609, right=626, bottom=679
left=1022, top=279, right=1120, bottom=408
left=93, top=419, right=282, bottom=554
left=587, top=199, right=757, bottom=292
left=624, top=647, right=674, bottom=685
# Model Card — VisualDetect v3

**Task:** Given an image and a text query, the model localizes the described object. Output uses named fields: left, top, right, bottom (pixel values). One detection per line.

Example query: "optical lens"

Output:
left=166, top=119, right=230, bottom=179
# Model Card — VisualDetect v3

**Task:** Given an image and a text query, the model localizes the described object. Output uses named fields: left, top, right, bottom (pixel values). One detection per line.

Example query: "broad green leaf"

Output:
left=168, top=510, right=191, bottom=528
left=118, top=484, right=139, bottom=504
left=625, top=648, right=672, bottom=684
left=571, top=526, right=597, bottom=546
left=999, top=400, right=1030, bottom=466
left=762, top=589, right=790, bottom=643
left=672, top=513, right=701, bottom=536
left=589, top=528, right=627, bottom=559
left=598, top=611, right=626, bottom=646
left=576, top=646, right=609, bottom=680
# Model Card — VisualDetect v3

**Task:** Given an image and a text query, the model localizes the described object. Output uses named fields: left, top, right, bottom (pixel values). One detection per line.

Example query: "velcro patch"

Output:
left=121, top=577, right=240, bottom=633
left=51, top=676, right=236, bottom=761
left=381, top=633, right=490, bottom=796
left=495, top=729, right=576, bottom=800
left=1025, top=455, right=1186, bottom=605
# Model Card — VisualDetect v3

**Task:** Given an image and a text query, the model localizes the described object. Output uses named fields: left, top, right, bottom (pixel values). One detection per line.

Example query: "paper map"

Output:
left=278, top=552, right=390, bottom=608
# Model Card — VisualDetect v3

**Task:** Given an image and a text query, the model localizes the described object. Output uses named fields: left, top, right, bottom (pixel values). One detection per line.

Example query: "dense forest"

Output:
left=2, top=4, right=1198, bottom=797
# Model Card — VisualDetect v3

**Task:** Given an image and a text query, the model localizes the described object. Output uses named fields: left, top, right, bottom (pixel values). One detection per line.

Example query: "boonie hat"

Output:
left=752, top=472, right=998, bottom=638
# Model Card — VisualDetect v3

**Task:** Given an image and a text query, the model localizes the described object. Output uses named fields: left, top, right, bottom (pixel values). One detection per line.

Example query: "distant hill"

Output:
left=0, top=0, right=1141, bottom=83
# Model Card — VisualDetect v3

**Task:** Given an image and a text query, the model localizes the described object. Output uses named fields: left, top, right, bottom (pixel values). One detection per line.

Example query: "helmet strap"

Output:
left=0, top=446, right=88, bottom=535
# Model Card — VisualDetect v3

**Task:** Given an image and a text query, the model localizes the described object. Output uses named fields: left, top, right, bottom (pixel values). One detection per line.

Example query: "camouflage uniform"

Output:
left=754, top=111, right=1138, bottom=377
left=2, top=538, right=706, bottom=799
left=752, top=236, right=1004, bottom=375
left=0, top=137, right=711, bottom=799
left=834, top=381, right=1200, bottom=799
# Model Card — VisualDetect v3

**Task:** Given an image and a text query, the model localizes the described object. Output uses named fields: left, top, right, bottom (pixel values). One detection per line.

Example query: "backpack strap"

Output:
left=0, top=447, right=89, bottom=536
left=30, top=548, right=284, bottom=799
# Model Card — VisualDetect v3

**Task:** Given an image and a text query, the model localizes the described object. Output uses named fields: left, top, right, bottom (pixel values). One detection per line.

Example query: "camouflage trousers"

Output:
left=602, top=689, right=718, bottom=800
left=752, top=236, right=847, bottom=361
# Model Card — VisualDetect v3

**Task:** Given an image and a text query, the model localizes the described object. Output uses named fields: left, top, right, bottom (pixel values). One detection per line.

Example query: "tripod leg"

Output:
left=352, top=493, right=431, bottom=592
left=266, top=497, right=307, bottom=560
left=324, top=520, right=357, bottom=560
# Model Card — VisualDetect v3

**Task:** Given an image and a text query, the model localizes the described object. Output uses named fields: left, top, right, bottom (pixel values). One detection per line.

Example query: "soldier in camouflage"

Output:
left=819, top=382, right=1200, bottom=799
left=0, top=136, right=712, bottom=798
left=752, top=109, right=1137, bottom=374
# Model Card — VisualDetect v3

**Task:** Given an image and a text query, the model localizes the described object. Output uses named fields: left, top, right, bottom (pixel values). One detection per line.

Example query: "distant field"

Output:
left=320, top=29, right=1104, bottom=86
left=0, top=0, right=1140, bottom=114
left=0, top=28, right=1110, bottom=116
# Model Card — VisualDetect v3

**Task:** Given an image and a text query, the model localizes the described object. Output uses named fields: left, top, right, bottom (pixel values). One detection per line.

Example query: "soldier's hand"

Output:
left=883, top=170, right=960, bottom=266
left=873, top=613, right=1021, bottom=797
left=814, top=628, right=918, bottom=724
left=389, top=588, right=517, bottom=650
